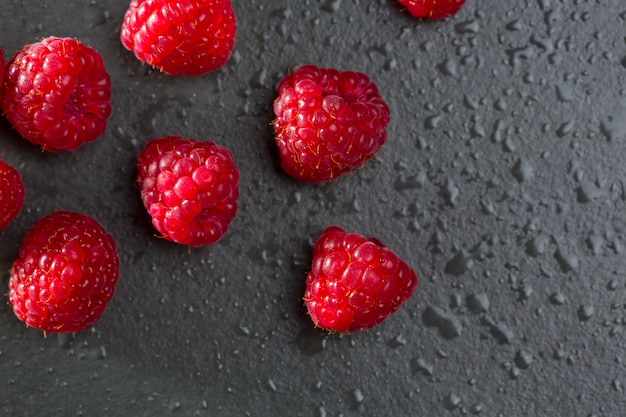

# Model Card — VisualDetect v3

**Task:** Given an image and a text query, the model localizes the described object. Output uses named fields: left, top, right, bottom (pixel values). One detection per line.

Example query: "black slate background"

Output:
left=1, top=1, right=626, bottom=416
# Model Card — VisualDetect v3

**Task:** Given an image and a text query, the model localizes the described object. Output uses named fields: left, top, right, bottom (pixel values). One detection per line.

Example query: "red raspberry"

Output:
left=398, top=0, right=467, bottom=20
left=120, top=0, right=237, bottom=76
left=272, top=65, right=390, bottom=183
left=304, top=226, right=419, bottom=332
left=9, top=211, right=120, bottom=333
left=0, top=158, right=26, bottom=232
left=137, top=135, right=240, bottom=247
left=0, top=37, right=112, bottom=152
left=0, top=49, right=5, bottom=95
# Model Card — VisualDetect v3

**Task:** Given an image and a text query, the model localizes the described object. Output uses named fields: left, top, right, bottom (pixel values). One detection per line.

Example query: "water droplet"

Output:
left=411, top=357, right=434, bottom=376
left=466, top=293, right=490, bottom=313
left=578, top=305, right=595, bottom=321
left=555, top=84, right=574, bottom=102
left=445, top=250, right=473, bottom=276
left=443, top=393, right=461, bottom=410
left=295, top=327, right=327, bottom=355
left=470, top=402, right=485, bottom=414
left=267, top=379, right=277, bottom=392
left=505, top=19, right=522, bottom=31
left=463, top=94, right=480, bottom=110
left=321, top=0, right=342, bottom=13
left=387, top=334, right=407, bottom=348
left=440, top=179, right=460, bottom=206
left=438, top=59, right=458, bottom=76
left=352, top=388, right=364, bottom=403
left=556, top=120, right=575, bottom=137
left=424, top=115, right=443, bottom=129
left=600, top=108, right=626, bottom=141
left=554, top=247, right=579, bottom=272
left=455, top=19, right=480, bottom=34
left=587, top=235, right=605, bottom=256
left=394, top=170, right=426, bottom=191
left=549, top=293, right=566, bottom=305
left=526, top=234, right=549, bottom=257
left=481, top=316, right=514, bottom=344
left=514, top=350, right=534, bottom=369
left=423, top=306, right=463, bottom=339
left=512, top=158, right=534, bottom=182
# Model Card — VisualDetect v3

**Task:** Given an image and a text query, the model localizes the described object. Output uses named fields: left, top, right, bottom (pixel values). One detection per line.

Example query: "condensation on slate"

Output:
left=0, top=1, right=625, bottom=416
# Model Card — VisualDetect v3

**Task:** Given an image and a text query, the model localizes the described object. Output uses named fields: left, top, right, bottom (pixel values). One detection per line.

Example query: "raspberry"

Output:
left=272, top=65, right=390, bottom=183
left=304, top=226, right=419, bottom=332
left=0, top=37, right=112, bottom=152
left=137, top=135, right=240, bottom=247
left=0, top=158, right=26, bottom=232
left=8, top=211, right=120, bottom=333
left=397, top=0, right=467, bottom=20
left=0, top=49, right=5, bottom=96
left=120, top=0, right=237, bottom=76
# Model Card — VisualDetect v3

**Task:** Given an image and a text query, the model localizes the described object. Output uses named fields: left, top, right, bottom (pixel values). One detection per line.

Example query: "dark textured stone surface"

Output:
left=1, top=1, right=626, bottom=416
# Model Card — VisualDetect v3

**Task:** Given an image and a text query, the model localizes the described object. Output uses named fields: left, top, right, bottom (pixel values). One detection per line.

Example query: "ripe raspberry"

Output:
left=0, top=158, right=26, bottom=232
left=120, top=0, right=237, bottom=76
left=304, top=226, right=419, bottom=332
left=0, top=37, right=112, bottom=152
left=397, top=0, right=467, bottom=20
left=137, top=135, right=240, bottom=247
left=273, top=65, right=390, bottom=183
left=0, top=49, right=5, bottom=96
left=9, top=211, right=120, bottom=333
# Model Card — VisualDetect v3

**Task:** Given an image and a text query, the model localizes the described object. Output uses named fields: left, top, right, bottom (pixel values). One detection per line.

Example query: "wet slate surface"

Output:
left=1, top=1, right=626, bottom=416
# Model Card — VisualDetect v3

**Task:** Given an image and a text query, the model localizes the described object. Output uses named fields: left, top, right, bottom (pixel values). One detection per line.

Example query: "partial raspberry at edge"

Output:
left=273, top=65, right=390, bottom=183
left=137, top=136, right=240, bottom=247
left=120, top=0, right=237, bottom=76
left=9, top=211, right=120, bottom=333
left=304, top=226, right=419, bottom=332
left=0, top=158, right=26, bottom=232
left=0, top=37, right=112, bottom=152
left=398, top=0, right=467, bottom=20
left=0, top=49, right=5, bottom=97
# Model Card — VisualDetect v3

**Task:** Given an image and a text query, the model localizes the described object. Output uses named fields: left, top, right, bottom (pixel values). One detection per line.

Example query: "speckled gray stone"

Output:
left=1, top=1, right=625, bottom=416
